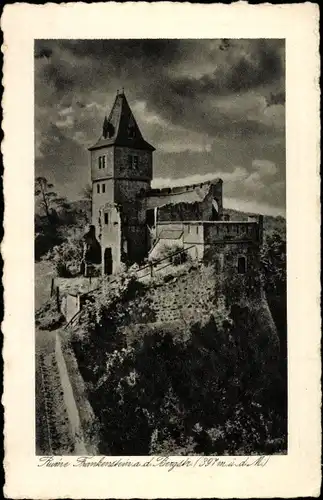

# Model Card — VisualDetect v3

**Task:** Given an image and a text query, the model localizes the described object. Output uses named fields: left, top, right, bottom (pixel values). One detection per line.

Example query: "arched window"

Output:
left=238, top=256, right=247, bottom=274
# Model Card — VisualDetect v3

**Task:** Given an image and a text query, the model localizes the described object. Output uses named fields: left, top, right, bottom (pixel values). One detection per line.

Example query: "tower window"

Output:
left=98, top=156, right=106, bottom=169
left=102, top=183, right=106, bottom=193
left=104, top=213, right=109, bottom=224
left=128, top=125, right=135, bottom=139
left=128, top=154, right=139, bottom=169
left=97, top=184, right=100, bottom=194
left=238, top=256, right=247, bottom=274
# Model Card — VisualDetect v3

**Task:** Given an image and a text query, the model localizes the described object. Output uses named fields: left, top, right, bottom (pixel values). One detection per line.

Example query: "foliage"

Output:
left=72, top=296, right=286, bottom=455
left=223, top=208, right=286, bottom=238
left=44, top=229, right=84, bottom=277
left=260, top=230, right=287, bottom=373
left=81, top=183, right=92, bottom=203
left=261, top=230, right=286, bottom=297
left=35, top=177, right=91, bottom=261
left=152, top=243, right=192, bottom=266
left=69, top=271, right=156, bottom=385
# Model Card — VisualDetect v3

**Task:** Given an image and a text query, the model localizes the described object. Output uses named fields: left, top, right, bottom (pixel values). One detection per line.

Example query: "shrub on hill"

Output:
left=67, top=261, right=285, bottom=455
left=151, top=243, right=192, bottom=266
left=44, top=229, right=84, bottom=277
left=75, top=309, right=284, bottom=456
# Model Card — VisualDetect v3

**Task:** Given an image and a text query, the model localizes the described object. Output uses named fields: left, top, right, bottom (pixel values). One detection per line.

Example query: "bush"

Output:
left=72, top=306, right=285, bottom=455
left=45, top=232, right=83, bottom=277
left=35, top=296, right=65, bottom=330
left=153, top=243, right=191, bottom=266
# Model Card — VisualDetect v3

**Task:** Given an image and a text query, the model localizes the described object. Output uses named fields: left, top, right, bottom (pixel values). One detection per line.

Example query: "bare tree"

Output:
left=35, top=177, right=56, bottom=220
left=35, top=177, right=69, bottom=224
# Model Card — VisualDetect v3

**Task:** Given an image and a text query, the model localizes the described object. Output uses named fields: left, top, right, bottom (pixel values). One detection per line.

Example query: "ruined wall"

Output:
left=203, top=221, right=259, bottom=245
left=203, top=241, right=262, bottom=302
left=60, top=293, right=81, bottom=323
left=148, top=266, right=217, bottom=323
left=151, top=219, right=262, bottom=290
left=100, top=205, right=122, bottom=274
left=151, top=222, right=204, bottom=261
left=92, top=179, right=114, bottom=234
left=157, top=199, right=209, bottom=222
left=146, top=180, right=223, bottom=223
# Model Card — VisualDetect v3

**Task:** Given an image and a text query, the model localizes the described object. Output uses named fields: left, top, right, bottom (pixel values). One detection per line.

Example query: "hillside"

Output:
left=223, top=208, right=286, bottom=238
left=35, top=194, right=287, bottom=455
left=64, top=260, right=286, bottom=456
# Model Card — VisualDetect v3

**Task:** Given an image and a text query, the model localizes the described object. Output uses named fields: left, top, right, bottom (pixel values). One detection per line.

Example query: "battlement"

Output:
left=156, top=217, right=263, bottom=246
left=147, top=177, right=222, bottom=198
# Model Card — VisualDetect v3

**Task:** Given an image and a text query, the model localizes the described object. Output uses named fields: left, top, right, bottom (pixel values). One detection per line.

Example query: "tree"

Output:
left=81, top=183, right=92, bottom=203
left=35, top=177, right=60, bottom=223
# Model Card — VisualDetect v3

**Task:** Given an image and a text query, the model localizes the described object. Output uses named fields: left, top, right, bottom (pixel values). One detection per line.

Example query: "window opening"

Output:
left=238, top=256, right=247, bottom=274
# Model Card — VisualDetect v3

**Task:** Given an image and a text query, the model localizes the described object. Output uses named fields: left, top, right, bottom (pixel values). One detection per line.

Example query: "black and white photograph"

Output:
left=34, top=38, right=288, bottom=457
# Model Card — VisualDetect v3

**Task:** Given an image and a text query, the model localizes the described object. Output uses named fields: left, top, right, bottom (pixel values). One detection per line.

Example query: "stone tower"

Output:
left=88, top=91, right=155, bottom=274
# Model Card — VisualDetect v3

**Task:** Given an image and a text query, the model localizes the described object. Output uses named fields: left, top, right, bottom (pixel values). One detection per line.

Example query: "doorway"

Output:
left=104, top=247, right=113, bottom=275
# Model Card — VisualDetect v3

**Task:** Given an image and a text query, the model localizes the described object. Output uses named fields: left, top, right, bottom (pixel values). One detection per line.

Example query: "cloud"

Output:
left=152, top=167, right=249, bottom=189
left=152, top=171, right=285, bottom=216
left=34, top=39, right=285, bottom=212
left=252, top=159, right=278, bottom=176
left=225, top=197, right=285, bottom=217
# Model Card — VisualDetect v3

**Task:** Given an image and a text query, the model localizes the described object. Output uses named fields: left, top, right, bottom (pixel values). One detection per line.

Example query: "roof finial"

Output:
left=116, top=88, right=119, bottom=95
left=122, top=86, right=124, bottom=94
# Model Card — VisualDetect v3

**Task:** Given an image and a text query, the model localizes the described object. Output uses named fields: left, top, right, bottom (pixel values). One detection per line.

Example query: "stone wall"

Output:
left=91, top=147, right=114, bottom=181
left=203, top=241, right=261, bottom=277
left=203, top=221, right=260, bottom=244
left=148, top=182, right=223, bottom=222
left=56, top=333, right=98, bottom=454
left=100, top=204, right=122, bottom=274
left=114, top=146, right=152, bottom=181
left=92, top=179, right=114, bottom=232
left=125, top=265, right=221, bottom=325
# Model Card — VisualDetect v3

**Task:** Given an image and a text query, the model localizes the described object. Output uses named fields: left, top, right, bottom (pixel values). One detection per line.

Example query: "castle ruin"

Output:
left=87, top=91, right=263, bottom=279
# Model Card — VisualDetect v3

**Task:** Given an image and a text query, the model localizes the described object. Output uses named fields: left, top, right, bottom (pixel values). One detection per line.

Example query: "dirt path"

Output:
left=35, top=261, right=53, bottom=310
left=36, top=328, right=77, bottom=455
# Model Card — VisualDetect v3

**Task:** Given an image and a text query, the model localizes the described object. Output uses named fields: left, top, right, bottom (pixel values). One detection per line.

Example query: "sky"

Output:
left=35, top=39, right=285, bottom=216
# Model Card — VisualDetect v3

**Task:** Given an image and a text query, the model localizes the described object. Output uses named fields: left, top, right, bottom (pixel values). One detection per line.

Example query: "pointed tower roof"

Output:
left=89, top=91, right=155, bottom=152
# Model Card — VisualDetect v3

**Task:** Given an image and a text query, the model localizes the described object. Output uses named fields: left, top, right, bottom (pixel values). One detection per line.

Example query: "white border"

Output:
left=2, top=2, right=321, bottom=498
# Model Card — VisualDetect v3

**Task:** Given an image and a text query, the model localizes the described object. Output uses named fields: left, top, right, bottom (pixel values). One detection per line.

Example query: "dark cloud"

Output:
left=34, top=39, right=285, bottom=212
left=60, top=39, right=181, bottom=66
left=34, top=45, right=53, bottom=59
left=41, top=62, right=75, bottom=93
left=36, top=123, right=89, bottom=196
left=266, top=90, right=285, bottom=106
left=158, top=40, right=283, bottom=100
